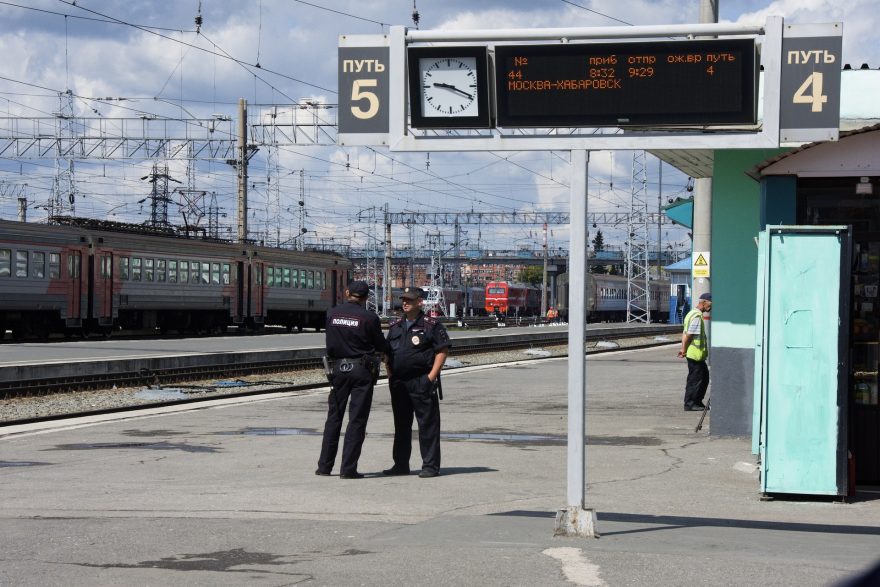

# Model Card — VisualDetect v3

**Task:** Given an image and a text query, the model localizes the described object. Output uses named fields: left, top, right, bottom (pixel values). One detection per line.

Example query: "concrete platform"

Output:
left=1, top=346, right=879, bottom=586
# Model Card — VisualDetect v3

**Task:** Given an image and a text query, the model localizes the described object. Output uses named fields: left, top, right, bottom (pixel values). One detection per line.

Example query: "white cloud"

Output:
left=0, top=0, right=874, bottom=249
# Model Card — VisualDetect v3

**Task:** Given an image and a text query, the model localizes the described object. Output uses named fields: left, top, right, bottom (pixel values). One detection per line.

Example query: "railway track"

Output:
left=0, top=325, right=679, bottom=427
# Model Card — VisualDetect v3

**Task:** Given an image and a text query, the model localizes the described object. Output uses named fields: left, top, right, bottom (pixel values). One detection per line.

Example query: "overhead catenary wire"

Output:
left=53, top=0, right=335, bottom=96
left=0, top=2, right=690, bottom=249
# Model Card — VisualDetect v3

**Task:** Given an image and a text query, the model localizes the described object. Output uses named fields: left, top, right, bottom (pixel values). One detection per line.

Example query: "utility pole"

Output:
left=658, top=160, right=663, bottom=274
left=384, top=203, right=392, bottom=316
left=541, top=222, right=549, bottom=316
left=693, top=0, right=718, bottom=302
left=408, top=223, right=415, bottom=287
left=297, top=170, right=306, bottom=251
left=236, top=98, right=248, bottom=243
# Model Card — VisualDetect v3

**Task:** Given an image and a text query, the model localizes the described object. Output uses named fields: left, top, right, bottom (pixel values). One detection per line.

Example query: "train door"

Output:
left=236, top=261, right=245, bottom=323
left=331, top=269, right=339, bottom=306
left=66, top=249, right=82, bottom=322
left=252, top=261, right=265, bottom=323
left=98, top=252, right=113, bottom=323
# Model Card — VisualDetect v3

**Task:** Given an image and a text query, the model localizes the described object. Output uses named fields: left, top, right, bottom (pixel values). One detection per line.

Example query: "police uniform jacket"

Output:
left=386, top=312, right=451, bottom=379
left=325, top=301, right=386, bottom=359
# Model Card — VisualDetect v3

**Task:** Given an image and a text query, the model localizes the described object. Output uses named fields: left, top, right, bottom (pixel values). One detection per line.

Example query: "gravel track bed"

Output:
left=0, top=335, right=675, bottom=424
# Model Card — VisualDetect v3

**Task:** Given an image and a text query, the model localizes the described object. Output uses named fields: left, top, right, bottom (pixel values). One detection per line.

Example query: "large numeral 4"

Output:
left=792, top=72, right=827, bottom=113
left=351, top=79, right=379, bottom=120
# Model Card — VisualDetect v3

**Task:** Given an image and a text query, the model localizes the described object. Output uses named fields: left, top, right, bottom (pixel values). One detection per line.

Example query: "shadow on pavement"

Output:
left=488, top=510, right=880, bottom=537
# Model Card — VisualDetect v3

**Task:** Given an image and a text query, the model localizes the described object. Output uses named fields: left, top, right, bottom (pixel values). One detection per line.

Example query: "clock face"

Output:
left=419, top=57, right=479, bottom=118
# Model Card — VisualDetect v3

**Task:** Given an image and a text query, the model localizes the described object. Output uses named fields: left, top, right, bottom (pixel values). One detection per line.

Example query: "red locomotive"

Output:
left=485, top=281, right=541, bottom=316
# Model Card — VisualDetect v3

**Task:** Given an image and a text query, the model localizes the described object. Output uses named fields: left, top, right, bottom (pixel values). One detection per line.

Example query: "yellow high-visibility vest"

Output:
left=683, top=308, right=708, bottom=361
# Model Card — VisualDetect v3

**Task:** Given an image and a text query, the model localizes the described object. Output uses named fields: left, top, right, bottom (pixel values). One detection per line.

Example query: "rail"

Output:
left=0, top=325, right=679, bottom=399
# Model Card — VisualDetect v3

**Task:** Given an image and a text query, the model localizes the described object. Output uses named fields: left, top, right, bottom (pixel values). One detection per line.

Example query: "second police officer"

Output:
left=383, top=287, right=450, bottom=478
left=316, top=281, right=386, bottom=479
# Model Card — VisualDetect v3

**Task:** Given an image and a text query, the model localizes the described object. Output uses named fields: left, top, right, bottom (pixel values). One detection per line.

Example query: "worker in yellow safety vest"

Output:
left=678, top=292, right=712, bottom=411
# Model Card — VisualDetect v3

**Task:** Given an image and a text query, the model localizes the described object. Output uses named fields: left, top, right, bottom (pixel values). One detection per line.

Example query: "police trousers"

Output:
left=317, top=363, right=374, bottom=475
left=389, top=374, right=441, bottom=473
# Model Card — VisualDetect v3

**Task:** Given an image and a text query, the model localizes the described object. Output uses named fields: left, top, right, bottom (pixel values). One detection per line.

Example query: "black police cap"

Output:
left=347, top=280, right=369, bottom=297
left=401, top=287, right=425, bottom=300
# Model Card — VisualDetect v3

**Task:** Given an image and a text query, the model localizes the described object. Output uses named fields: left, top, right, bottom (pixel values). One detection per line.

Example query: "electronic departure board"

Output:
left=494, top=39, right=758, bottom=128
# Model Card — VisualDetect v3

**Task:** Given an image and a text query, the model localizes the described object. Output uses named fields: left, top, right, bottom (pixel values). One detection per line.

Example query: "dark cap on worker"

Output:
left=347, top=280, right=369, bottom=298
left=698, top=292, right=712, bottom=302
left=401, top=287, right=425, bottom=300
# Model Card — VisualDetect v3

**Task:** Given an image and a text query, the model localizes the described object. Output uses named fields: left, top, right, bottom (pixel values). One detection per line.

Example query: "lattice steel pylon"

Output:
left=51, top=90, right=77, bottom=220
left=359, top=207, right=382, bottom=315
left=625, top=151, right=651, bottom=323
left=176, top=143, right=208, bottom=237
left=143, top=162, right=180, bottom=228
left=207, top=192, right=220, bottom=239
left=425, top=232, right=447, bottom=317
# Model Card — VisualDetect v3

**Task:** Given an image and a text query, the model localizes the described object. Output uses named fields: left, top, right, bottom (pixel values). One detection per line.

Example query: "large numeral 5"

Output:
left=351, top=79, right=379, bottom=120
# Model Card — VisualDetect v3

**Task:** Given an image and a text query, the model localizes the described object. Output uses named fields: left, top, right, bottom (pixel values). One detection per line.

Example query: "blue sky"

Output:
left=0, top=0, right=875, bottom=253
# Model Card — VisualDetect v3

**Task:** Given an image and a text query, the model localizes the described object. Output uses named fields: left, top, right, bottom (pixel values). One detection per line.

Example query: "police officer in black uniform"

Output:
left=316, top=281, right=386, bottom=479
left=383, top=287, right=450, bottom=478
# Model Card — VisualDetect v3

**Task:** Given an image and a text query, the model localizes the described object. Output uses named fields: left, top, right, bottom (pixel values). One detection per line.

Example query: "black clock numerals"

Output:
left=422, top=57, right=477, bottom=117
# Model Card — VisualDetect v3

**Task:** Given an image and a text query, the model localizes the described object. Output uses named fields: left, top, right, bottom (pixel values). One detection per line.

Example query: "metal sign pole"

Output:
left=555, top=149, right=598, bottom=537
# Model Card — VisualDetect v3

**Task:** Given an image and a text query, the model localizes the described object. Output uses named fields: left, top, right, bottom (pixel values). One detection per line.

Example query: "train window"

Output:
left=67, top=253, right=81, bottom=279
left=488, top=287, right=504, bottom=294
left=15, top=250, right=28, bottom=278
left=131, top=257, right=142, bottom=281
left=291, top=268, right=299, bottom=288
left=49, top=253, right=61, bottom=278
left=267, top=266, right=275, bottom=287
left=168, top=260, right=178, bottom=283
left=156, top=259, right=166, bottom=282
left=144, top=258, right=154, bottom=282
left=120, top=257, right=129, bottom=280
left=101, top=255, right=112, bottom=279
left=179, top=260, right=189, bottom=284
left=32, top=252, right=45, bottom=278
left=190, top=261, right=201, bottom=284
left=318, top=271, right=325, bottom=290
left=299, top=269, right=307, bottom=289
left=222, top=263, right=231, bottom=285
left=256, top=265, right=263, bottom=285
left=211, top=262, right=220, bottom=285
left=201, top=263, right=210, bottom=285
left=283, top=267, right=291, bottom=288
left=307, top=270, right=314, bottom=289
left=0, top=249, right=10, bottom=277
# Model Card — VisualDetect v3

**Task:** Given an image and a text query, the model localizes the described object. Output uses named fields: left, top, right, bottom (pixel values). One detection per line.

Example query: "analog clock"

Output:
left=419, top=56, right=479, bottom=117
left=407, top=46, right=491, bottom=129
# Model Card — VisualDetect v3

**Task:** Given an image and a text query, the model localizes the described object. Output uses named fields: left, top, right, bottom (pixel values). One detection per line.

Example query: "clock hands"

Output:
left=432, top=82, right=473, bottom=100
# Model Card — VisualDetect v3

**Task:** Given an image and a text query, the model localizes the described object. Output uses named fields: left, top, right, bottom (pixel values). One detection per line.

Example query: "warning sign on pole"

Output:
left=692, top=252, right=711, bottom=278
